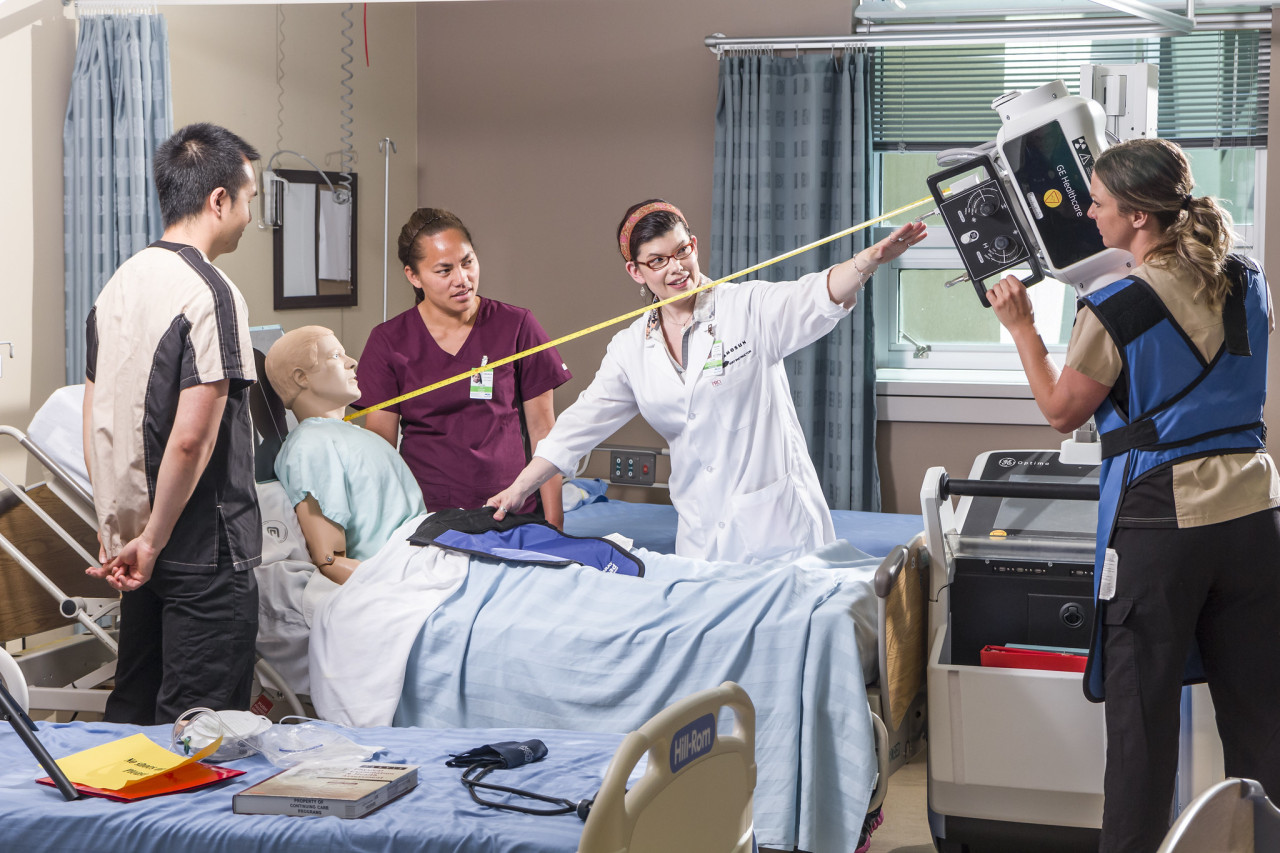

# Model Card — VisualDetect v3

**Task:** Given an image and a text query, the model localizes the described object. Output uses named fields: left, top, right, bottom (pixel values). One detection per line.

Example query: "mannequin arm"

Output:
left=294, top=495, right=359, bottom=585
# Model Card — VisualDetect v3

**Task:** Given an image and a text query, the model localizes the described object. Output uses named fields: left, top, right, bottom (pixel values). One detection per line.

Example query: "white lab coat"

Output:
left=536, top=269, right=847, bottom=563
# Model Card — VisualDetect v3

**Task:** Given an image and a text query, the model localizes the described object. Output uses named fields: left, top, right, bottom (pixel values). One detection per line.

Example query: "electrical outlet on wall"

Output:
left=607, top=447, right=658, bottom=486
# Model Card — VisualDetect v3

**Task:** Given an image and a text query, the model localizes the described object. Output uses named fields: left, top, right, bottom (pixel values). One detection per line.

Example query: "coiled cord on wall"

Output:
left=275, top=4, right=286, bottom=155
left=336, top=3, right=356, bottom=204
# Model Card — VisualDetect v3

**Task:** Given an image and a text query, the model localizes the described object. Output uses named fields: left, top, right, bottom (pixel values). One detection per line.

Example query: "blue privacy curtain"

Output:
left=710, top=52, right=879, bottom=511
left=63, top=14, right=172, bottom=384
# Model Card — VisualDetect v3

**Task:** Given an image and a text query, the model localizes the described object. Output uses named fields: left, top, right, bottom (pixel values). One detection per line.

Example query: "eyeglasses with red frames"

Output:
left=636, top=241, right=695, bottom=271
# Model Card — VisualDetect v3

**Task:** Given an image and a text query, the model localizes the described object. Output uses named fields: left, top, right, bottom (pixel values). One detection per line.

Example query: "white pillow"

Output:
left=256, top=480, right=310, bottom=565
left=28, top=385, right=92, bottom=495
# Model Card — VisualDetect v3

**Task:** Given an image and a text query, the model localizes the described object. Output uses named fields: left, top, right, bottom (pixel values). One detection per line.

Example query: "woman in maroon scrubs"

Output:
left=355, top=208, right=573, bottom=527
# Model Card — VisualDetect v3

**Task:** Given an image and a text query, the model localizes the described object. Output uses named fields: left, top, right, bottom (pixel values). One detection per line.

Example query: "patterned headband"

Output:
left=406, top=212, right=449, bottom=251
left=618, top=202, right=687, bottom=262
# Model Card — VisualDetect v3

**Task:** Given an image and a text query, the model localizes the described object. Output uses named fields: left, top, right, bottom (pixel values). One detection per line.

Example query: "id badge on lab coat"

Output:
left=702, top=341, right=724, bottom=376
left=470, top=357, right=494, bottom=400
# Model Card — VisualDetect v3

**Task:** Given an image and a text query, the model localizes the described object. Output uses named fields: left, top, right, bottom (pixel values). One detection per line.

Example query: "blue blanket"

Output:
left=394, top=540, right=881, bottom=853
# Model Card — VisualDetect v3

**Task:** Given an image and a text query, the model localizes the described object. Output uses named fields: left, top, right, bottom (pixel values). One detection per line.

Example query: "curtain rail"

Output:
left=69, top=0, right=159, bottom=11
left=705, top=11, right=1271, bottom=54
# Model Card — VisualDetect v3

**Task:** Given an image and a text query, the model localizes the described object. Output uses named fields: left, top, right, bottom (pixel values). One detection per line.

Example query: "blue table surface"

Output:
left=0, top=720, right=626, bottom=853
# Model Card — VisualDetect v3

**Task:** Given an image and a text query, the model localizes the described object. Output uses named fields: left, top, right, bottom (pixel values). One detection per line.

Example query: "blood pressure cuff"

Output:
left=409, top=507, right=644, bottom=577
left=445, top=739, right=549, bottom=770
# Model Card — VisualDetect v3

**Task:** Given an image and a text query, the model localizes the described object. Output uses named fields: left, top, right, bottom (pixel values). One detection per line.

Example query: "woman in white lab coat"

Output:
left=487, top=200, right=925, bottom=563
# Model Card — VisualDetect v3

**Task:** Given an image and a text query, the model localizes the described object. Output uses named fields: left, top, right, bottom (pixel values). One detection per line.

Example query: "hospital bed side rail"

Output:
left=0, top=425, right=116, bottom=653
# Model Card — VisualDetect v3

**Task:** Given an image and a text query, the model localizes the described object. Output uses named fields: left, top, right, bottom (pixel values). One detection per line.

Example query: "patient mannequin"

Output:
left=264, top=326, right=425, bottom=584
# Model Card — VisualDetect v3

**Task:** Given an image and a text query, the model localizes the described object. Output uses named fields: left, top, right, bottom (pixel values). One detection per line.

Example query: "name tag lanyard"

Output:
left=701, top=320, right=723, bottom=377
left=470, top=355, right=495, bottom=401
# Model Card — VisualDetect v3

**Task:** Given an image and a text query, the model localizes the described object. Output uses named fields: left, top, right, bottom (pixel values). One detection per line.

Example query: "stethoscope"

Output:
left=446, top=742, right=596, bottom=821
left=457, top=762, right=595, bottom=821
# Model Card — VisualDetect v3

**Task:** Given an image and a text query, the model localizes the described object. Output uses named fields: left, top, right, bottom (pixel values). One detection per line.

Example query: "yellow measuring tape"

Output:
left=345, top=194, right=936, bottom=422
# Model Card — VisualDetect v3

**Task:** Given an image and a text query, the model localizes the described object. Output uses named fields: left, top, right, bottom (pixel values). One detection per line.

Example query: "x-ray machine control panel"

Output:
left=927, top=154, right=1045, bottom=308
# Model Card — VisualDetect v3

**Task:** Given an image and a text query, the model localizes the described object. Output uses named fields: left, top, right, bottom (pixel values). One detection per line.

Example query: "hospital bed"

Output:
left=9, top=361, right=927, bottom=852
left=0, top=667, right=758, bottom=853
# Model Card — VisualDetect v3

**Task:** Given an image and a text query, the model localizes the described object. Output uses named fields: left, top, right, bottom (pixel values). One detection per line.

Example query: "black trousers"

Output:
left=1099, top=507, right=1280, bottom=853
left=104, top=536, right=259, bottom=726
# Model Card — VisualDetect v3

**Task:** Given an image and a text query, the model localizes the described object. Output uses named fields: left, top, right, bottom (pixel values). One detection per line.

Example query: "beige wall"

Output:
left=877, top=421, right=1069, bottom=513
left=414, top=0, right=853, bottom=500
left=0, top=1, right=75, bottom=487
left=164, top=4, right=419, bottom=355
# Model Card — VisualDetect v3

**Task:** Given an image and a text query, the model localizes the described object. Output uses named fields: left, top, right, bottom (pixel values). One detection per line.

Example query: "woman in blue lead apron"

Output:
left=988, top=137, right=1280, bottom=853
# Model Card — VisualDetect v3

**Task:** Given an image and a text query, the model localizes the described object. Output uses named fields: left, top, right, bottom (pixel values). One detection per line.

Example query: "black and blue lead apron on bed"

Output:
left=1081, top=256, right=1268, bottom=702
left=409, top=507, right=645, bottom=577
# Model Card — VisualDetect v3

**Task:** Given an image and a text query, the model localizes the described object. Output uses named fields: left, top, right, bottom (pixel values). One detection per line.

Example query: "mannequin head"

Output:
left=264, top=326, right=360, bottom=420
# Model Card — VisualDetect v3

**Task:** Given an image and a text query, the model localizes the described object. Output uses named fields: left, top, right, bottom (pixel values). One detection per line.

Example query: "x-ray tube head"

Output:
left=993, top=81, right=1134, bottom=295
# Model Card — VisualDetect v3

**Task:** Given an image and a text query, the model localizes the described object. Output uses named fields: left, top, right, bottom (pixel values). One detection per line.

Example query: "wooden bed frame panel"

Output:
left=0, top=484, right=107, bottom=642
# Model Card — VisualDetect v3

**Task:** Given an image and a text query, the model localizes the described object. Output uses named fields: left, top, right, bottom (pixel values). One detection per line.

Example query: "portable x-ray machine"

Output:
left=922, top=68, right=1225, bottom=852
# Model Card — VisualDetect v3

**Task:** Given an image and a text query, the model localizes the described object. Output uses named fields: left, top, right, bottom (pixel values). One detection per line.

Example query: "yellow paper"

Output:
left=54, top=732, right=223, bottom=791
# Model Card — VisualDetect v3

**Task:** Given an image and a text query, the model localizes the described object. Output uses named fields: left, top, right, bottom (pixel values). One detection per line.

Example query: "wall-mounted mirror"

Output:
left=271, top=169, right=358, bottom=309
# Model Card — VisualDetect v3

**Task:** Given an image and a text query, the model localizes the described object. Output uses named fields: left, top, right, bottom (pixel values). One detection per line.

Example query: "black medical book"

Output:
left=232, top=762, right=418, bottom=819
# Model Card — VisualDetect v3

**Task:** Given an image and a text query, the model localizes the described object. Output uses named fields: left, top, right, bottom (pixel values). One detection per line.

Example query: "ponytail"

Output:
left=1145, top=195, right=1235, bottom=309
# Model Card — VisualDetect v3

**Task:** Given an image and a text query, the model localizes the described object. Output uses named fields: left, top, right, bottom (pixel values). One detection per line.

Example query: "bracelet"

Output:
left=852, top=253, right=874, bottom=278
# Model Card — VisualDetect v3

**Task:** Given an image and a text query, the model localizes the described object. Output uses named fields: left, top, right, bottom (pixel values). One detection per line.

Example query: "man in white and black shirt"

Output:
left=84, top=122, right=262, bottom=724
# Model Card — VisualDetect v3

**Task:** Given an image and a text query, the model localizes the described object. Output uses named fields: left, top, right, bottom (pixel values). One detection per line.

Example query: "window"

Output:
left=874, top=228, right=1076, bottom=371
left=871, top=30, right=1268, bottom=379
left=871, top=31, right=1269, bottom=150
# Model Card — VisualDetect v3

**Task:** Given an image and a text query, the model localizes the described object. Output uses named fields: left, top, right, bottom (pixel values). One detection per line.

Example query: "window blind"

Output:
left=871, top=29, right=1268, bottom=150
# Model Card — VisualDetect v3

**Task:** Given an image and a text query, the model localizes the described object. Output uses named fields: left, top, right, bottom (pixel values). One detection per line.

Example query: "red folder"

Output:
left=980, top=645, right=1087, bottom=673
left=37, top=762, right=244, bottom=801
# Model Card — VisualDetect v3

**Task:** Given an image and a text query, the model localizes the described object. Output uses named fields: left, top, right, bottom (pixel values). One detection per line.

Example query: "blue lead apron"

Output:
left=409, top=507, right=645, bottom=577
left=1081, top=256, right=1268, bottom=702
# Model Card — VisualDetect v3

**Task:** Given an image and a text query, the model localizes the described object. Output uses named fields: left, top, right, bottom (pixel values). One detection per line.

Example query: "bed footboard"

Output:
left=871, top=533, right=929, bottom=779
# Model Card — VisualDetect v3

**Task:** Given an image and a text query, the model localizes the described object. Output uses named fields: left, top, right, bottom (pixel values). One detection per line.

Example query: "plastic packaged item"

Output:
left=251, top=716, right=387, bottom=769
left=172, top=708, right=273, bottom=762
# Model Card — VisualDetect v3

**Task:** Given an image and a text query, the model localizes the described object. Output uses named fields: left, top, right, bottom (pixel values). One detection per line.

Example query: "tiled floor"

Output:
left=870, top=755, right=936, bottom=852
